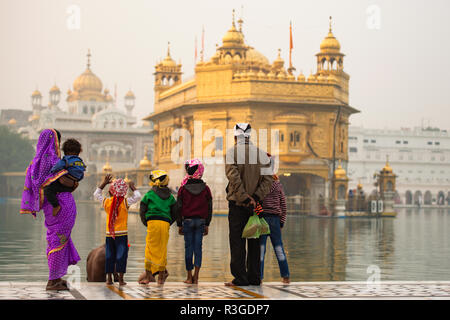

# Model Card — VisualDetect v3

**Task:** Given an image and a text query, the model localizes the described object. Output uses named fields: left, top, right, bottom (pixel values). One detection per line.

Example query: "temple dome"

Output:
left=334, top=163, right=347, bottom=179
left=73, top=50, right=103, bottom=92
left=222, top=24, right=244, bottom=47
left=246, top=48, right=270, bottom=66
left=320, top=31, right=341, bottom=53
left=73, top=68, right=103, bottom=92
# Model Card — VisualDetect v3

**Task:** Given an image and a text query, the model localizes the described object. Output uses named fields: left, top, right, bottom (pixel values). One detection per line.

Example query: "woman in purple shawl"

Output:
left=20, top=129, right=80, bottom=290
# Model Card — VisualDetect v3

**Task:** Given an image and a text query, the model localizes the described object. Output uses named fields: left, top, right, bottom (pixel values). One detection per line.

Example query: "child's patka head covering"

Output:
left=149, top=170, right=169, bottom=187
left=181, top=158, right=204, bottom=187
left=234, top=123, right=252, bottom=138
left=110, top=178, right=128, bottom=197
left=108, top=178, right=128, bottom=239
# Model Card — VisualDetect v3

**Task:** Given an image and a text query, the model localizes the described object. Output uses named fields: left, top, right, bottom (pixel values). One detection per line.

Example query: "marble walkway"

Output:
left=0, top=281, right=449, bottom=300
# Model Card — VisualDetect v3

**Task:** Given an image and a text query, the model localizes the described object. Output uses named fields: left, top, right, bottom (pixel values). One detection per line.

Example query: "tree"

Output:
left=0, top=125, right=34, bottom=173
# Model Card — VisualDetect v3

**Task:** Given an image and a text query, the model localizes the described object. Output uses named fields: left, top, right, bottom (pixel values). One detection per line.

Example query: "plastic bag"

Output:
left=259, top=217, right=270, bottom=235
left=242, top=213, right=262, bottom=239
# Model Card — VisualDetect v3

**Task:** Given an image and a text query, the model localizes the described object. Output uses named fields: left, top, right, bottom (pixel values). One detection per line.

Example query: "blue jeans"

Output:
left=183, top=218, right=205, bottom=271
left=260, top=215, right=290, bottom=279
left=105, top=235, right=128, bottom=273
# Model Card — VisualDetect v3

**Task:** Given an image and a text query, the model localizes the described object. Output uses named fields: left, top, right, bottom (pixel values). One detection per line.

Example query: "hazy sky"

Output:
left=1, top=0, right=449, bottom=130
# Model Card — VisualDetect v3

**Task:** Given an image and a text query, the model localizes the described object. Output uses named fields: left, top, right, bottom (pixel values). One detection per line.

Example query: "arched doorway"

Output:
left=437, top=191, right=445, bottom=205
left=424, top=191, right=432, bottom=205
left=405, top=190, right=412, bottom=205
left=414, top=191, right=422, bottom=206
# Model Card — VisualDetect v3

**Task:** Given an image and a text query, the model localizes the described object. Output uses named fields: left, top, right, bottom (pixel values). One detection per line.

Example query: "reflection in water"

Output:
left=0, top=203, right=449, bottom=282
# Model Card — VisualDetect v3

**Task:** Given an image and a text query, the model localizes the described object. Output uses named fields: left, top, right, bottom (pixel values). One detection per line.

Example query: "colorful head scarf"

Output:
left=181, top=158, right=204, bottom=187
left=20, top=129, right=61, bottom=216
left=149, top=170, right=169, bottom=187
left=108, top=178, right=128, bottom=239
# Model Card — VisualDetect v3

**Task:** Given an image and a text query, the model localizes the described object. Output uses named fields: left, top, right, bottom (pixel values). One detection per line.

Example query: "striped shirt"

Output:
left=261, top=180, right=287, bottom=226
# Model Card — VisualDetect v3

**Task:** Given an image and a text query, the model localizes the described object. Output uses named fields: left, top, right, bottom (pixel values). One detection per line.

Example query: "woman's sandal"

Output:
left=46, top=279, right=69, bottom=291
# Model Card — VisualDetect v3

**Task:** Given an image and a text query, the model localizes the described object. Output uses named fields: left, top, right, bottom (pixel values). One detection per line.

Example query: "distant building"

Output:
left=17, top=50, right=154, bottom=173
left=0, top=109, right=32, bottom=128
left=348, top=126, right=450, bottom=205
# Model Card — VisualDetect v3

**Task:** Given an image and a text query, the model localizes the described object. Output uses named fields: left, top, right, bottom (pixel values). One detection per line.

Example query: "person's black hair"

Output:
left=62, top=138, right=82, bottom=155
left=53, top=129, right=61, bottom=144
left=185, top=164, right=198, bottom=176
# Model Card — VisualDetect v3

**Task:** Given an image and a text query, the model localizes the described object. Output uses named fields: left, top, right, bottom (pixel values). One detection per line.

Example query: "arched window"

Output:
left=405, top=190, right=412, bottom=205
left=83, top=106, right=88, bottom=114
left=338, top=184, right=346, bottom=199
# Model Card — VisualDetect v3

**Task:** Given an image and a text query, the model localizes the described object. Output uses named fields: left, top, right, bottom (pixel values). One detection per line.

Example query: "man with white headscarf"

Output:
left=224, top=123, right=273, bottom=286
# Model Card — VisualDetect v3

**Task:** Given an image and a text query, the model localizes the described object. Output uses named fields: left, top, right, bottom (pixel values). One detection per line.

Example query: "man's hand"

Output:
left=246, top=195, right=257, bottom=208
left=178, top=226, right=184, bottom=235
left=128, top=181, right=136, bottom=191
left=100, top=174, right=113, bottom=189
left=203, top=226, right=209, bottom=236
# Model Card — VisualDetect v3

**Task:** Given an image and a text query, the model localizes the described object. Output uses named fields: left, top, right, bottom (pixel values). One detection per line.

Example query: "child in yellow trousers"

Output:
left=138, top=170, right=177, bottom=285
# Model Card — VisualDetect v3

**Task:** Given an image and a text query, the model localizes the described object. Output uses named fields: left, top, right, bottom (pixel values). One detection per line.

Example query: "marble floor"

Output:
left=0, top=281, right=449, bottom=300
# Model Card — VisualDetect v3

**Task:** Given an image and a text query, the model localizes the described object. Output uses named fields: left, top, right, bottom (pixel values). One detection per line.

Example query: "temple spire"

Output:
left=329, top=16, right=333, bottom=33
left=232, top=9, right=236, bottom=28
left=87, top=49, right=91, bottom=69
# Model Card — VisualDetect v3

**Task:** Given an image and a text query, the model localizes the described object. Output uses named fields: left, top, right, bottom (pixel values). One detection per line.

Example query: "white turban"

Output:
left=234, top=123, right=252, bottom=138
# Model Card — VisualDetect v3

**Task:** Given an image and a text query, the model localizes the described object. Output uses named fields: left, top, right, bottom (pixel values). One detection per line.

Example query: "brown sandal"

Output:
left=46, top=279, right=69, bottom=291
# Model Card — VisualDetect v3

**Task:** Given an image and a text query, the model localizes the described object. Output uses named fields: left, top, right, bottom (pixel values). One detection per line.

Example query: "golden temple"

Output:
left=144, top=13, right=359, bottom=212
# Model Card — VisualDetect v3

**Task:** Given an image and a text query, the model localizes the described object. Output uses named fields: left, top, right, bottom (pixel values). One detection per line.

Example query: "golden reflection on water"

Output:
left=0, top=203, right=449, bottom=282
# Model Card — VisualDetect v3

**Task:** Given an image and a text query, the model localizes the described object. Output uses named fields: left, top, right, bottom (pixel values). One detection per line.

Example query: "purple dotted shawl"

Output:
left=20, top=129, right=65, bottom=216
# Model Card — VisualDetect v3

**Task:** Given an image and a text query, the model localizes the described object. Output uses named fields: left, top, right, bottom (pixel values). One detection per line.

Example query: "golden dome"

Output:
left=317, top=73, right=326, bottom=82
left=246, top=48, right=270, bottom=66
left=297, top=71, right=306, bottom=82
left=29, top=114, right=40, bottom=121
left=73, top=68, right=103, bottom=92
left=49, top=84, right=60, bottom=93
left=31, top=89, right=42, bottom=97
left=125, top=90, right=135, bottom=98
left=102, top=160, right=112, bottom=173
left=139, top=146, right=152, bottom=169
left=307, top=72, right=316, bottom=82
left=8, top=118, right=17, bottom=125
left=334, top=162, right=347, bottom=179
left=222, top=10, right=244, bottom=47
left=73, top=50, right=103, bottom=92
left=382, top=160, right=393, bottom=173
left=320, top=17, right=341, bottom=53
left=273, top=49, right=284, bottom=69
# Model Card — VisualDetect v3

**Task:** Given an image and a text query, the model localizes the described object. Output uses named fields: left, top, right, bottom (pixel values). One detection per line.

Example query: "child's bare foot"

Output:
left=118, top=273, right=127, bottom=286
left=184, top=271, right=193, bottom=284
left=106, top=273, right=114, bottom=286
left=138, top=270, right=155, bottom=284
left=106, top=273, right=113, bottom=285
left=52, top=206, right=61, bottom=216
left=192, top=266, right=200, bottom=284
left=282, top=277, right=290, bottom=284
left=158, top=270, right=169, bottom=285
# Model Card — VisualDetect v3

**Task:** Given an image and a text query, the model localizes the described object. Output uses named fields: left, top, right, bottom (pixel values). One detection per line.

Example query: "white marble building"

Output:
left=347, top=126, right=450, bottom=205
left=17, top=50, right=154, bottom=173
